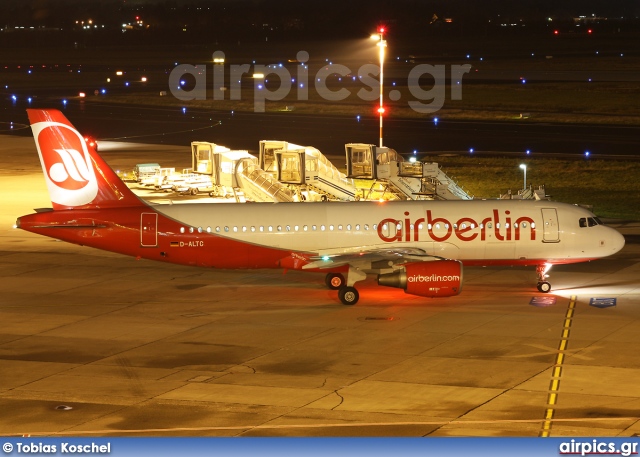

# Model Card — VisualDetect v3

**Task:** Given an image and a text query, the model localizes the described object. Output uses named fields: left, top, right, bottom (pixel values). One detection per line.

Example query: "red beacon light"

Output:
left=378, top=26, right=385, bottom=34
left=84, top=136, right=98, bottom=151
left=377, top=106, right=386, bottom=114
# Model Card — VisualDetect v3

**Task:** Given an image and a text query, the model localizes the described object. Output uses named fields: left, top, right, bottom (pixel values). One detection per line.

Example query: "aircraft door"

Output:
left=140, top=212, right=158, bottom=247
left=541, top=208, right=560, bottom=243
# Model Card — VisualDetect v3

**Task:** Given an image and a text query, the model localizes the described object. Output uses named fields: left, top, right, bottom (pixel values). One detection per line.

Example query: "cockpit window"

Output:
left=580, top=217, right=603, bottom=228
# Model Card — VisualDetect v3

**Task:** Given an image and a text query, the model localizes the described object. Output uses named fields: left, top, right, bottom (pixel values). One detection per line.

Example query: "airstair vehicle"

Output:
left=258, top=140, right=287, bottom=176
left=275, top=146, right=359, bottom=201
left=345, top=143, right=472, bottom=201
left=259, top=140, right=359, bottom=201
left=235, top=158, right=296, bottom=202
left=139, top=141, right=472, bottom=203
left=191, top=141, right=294, bottom=202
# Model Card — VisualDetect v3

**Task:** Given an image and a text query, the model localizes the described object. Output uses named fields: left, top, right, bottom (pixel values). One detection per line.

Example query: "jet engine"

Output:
left=377, top=260, right=463, bottom=298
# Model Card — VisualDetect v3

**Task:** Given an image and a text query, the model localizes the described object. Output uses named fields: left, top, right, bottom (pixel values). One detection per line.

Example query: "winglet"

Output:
left=27, top=109, right=145, bottom=210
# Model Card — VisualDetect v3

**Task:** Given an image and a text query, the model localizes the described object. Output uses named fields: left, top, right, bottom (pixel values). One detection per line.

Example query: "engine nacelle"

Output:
left=377, top=260, right=463, bottom=298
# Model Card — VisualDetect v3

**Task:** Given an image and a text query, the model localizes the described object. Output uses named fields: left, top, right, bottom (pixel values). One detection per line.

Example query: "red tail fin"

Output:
left=27, top=109, right=145, bottom=210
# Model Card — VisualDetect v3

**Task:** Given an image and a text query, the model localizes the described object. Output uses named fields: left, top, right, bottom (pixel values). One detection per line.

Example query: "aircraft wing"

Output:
left=301, top=247, right=440, bottom=270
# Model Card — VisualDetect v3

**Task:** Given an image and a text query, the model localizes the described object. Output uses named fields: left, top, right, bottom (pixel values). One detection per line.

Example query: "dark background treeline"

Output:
left=1, top=0, right=639, bottom=48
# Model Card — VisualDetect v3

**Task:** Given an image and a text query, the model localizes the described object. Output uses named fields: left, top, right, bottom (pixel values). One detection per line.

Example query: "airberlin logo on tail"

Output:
left=48, top=148, right=92, bottom=190
left=31, top=121, right=98, bottom=207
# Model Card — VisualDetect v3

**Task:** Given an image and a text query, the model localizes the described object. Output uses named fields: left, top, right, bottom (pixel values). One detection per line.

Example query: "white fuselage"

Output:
left=156, top=199, right=624, bottom=265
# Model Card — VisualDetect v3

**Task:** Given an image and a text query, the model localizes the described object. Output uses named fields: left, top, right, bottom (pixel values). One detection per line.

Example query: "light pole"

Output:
left=371, top=27, right=386, bottom=147
left=519, top=164, right=527, bottom=190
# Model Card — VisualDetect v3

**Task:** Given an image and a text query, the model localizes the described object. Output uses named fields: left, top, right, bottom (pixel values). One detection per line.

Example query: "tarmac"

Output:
left=1, top=134, right=639, bottom=437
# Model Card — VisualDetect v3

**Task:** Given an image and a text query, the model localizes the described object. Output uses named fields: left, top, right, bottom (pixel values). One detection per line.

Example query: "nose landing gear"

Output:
left=536, top=263, right=552, bottom=293
left=537, top=281, right=552, bottom=293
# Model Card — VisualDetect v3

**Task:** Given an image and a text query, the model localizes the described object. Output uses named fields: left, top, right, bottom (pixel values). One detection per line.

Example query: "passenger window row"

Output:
left=177, top=220, right=535, bottom=234
left=180, top=224, right=375, bottom=234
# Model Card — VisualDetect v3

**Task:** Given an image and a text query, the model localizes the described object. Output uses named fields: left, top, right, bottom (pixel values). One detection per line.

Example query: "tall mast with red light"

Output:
left=371, top=26, right=387, bottom=147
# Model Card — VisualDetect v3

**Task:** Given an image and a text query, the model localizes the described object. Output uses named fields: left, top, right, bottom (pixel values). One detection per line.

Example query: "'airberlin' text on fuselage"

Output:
left=377, top=210, right=536, bottom=243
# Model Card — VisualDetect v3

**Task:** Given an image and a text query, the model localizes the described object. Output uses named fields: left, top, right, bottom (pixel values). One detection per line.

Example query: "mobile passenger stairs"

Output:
left=259, top=140, right=359, bottom=201
left=190, top=141, right=295, bottom=202
left=345, top=143, right=473, bottom=201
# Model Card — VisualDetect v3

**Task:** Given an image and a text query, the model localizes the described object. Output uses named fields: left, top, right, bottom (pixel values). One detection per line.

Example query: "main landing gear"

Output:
left=325, top=267, right=366, bottom=305
left=338, top=286, right=359, bottom=305
left=536, top=264, right=552, bottom=293
left=325, top=273, right=345, bottom=290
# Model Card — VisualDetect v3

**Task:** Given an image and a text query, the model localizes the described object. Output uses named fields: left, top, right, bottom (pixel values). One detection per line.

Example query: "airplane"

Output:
left=16, top=109, right=626, bottom=305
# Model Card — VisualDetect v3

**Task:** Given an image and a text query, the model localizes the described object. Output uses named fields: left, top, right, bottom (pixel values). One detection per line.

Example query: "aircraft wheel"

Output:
left=325, top=273, right=345, bottom=290
left=338, top=286, right=359, bottom=306
left=537, top=281, right=551, bottom=293
left=190, top=188, right=198, bottom=195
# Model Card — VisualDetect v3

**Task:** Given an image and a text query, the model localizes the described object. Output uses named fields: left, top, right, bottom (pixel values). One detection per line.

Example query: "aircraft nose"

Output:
left=608, top=228, right=626, bottom=255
